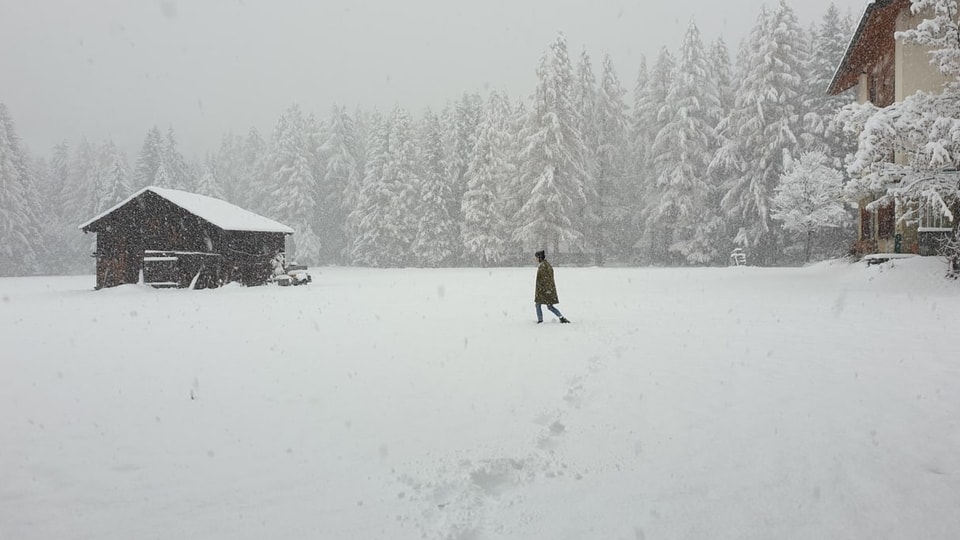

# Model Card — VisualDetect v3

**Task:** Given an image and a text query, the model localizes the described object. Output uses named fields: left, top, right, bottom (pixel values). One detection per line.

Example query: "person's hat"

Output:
left=535, top=250, right=545, bottom=259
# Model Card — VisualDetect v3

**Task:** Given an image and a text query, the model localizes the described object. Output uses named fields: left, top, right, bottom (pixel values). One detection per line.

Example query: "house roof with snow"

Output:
left=827, top=0, right=904, bottom=96
left=79, top=186, right=294, bottom=234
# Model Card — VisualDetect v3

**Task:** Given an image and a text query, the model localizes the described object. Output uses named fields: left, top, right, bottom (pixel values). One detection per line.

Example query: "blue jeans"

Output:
left=536, top=304, right=563, bottom=322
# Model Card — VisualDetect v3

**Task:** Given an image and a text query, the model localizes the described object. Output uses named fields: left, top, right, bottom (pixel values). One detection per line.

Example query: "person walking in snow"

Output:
left=534, top=250, right=570, bottom=324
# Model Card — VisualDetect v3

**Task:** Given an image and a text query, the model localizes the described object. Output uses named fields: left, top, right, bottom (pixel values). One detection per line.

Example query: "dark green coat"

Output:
left=535, top=260, right=559, bottom=304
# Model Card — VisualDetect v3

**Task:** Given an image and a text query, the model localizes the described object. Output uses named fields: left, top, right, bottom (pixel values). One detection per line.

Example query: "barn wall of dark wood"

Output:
left=94, top=226, right=143, bottom=289
left=222, top=231, right=286, bottom=286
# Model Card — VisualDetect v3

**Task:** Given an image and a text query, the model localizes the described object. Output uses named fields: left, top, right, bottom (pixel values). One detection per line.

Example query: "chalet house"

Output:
left=828, top=0, right=955, bottom=256
left=80, top=186, right=294, bottom=289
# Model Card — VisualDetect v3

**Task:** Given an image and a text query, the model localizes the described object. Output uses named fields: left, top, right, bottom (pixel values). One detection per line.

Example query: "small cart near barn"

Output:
left=79, top=186, right=295, bottom=290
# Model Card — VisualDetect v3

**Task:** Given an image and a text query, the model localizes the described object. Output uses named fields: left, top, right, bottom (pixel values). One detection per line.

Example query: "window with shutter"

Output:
left=860, top=207, right=874, bottom=239
left=877, top=203, right=895, bottom=239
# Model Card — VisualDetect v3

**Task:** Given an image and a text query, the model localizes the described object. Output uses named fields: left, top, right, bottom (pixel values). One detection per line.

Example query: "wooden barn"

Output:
left=79, top=186, right=294, bottom=289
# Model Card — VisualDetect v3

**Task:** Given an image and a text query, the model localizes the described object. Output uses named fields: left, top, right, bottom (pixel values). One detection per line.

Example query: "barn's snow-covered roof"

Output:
left=79, top=186, right=294, bottom=234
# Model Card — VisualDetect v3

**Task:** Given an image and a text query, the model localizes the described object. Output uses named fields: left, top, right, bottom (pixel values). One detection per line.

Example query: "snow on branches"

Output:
left=842, top=0, right=960, bottom=218
left=897, top=0, right=960, bottom=79
left=772, top=152, right=848, bottom=240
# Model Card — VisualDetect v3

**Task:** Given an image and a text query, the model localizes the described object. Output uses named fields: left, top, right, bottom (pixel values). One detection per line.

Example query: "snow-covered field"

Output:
left=2, top=258, right=959, bottom=540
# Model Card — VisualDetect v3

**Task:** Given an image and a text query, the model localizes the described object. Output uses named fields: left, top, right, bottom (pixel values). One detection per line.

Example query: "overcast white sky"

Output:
left=0, top=0, right=868, bottom=159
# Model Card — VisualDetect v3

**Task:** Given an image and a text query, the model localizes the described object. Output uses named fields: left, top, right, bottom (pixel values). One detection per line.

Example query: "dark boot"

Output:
left=559, top=317, right=570, bottom=323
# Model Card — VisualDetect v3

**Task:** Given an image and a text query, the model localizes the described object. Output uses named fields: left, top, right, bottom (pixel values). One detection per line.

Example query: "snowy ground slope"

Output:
left=1, top=258, right=959, bottom=540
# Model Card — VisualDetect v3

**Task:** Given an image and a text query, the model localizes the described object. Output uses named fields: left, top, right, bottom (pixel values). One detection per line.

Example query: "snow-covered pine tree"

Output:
left=28, top=156, right=57, bottom=272
left=382, top=106, right=421, bottom=266
left=59, top=138, right=102, bottom=271
left=625, top=57, right=651, bottom=260
left=628, top=57, right=649, bottom=174
left=447, top=97, right=483, bottom=202
left=412, top=109, right=458, bottom=267
left=634, top=47, right=676, bottom=263
left=67, top=139, right=101, bottom=225
left=713, top=1, right=806, bottom=265
left=350, top=108, right=420, bottom=267
left=709, top=38, right=734, bottom=123
left=515, top=33, right=590, bottom=256
left=349, top=107, right=371, bottom=189
left=705, top=37, right=736, bottom=260
left=594, top=52, right=631, bottom=263
left=133, top=127, right=164, bottom=190
left=83, top=142, right=108, bottom=217
left=240, top=127, right=267, bottom=211
left=0, top=103, right=44, bottom=276
left=442, top=94, right=483, bottom=264
left=41, top=142, right=75, bottom=273
left=341, top=107, right=371, bottom=262
left=97, top=140, right=131, bottom=212
left=574, top=49, right=599, bottom=156
left=709, top=38, right=749, bottom=254
left=264, top=104, right=321, bottom=265
left=153, top=163, right=171, bottom=189
left=305, top=112, right=329, bottom=260
left=306, top=112, right=327, bottom=207
left=500, top=98, right=528, bottom=263
left=648, top=21, right=724, bottom=265
left=348, top=111, right=388, bottom=266
left=771, top=151, right=849, bottom=262
left=318, top=104, right=358, bottom=264
left=194, top=155, right=225, bottom=200
left=163, top=127, right=193, bottom=191
left=461, top=91, right=512, bottom=266
left=573, top=48, right=601, bottom=260
left=212, top=133, right=243, bottom=204
left=130, top=126, right=193, bottom=192
left=43, top=142, right=70, bottom=216
left=802, top=3, right=856, bottom=164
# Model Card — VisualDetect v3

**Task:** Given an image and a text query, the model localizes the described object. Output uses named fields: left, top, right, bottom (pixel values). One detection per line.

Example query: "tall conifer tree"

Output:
left=318, top=104, right=358, bottom=264
left=649, top=21, right=724, bottom=264
left=0, top=104, right=44, bottom=275
left=595, top=53, right=631, bottom=262
left=461, top=92, right=512, bottom=266
left=713, top=1, right=806, bottom=265
left=634, top=47, right=676, bottom=262
left=264, top=104, right=321, bottom=264
left=413, top=109, right=458, bottom=266
left=515, top=33, right=590, bottom=254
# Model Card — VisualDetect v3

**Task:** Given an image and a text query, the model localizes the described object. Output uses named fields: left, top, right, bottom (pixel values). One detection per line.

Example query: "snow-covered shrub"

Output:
left=772, top=152, right=850, bottom=262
